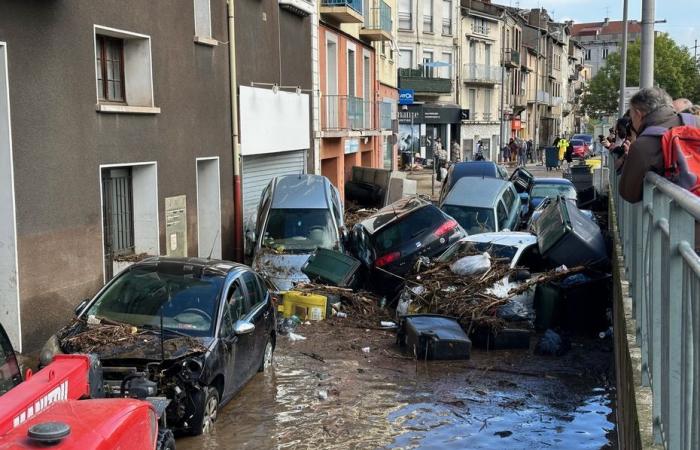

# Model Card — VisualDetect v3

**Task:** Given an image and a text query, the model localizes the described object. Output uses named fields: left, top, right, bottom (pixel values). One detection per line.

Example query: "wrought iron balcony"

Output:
left=462, top=63, right=501, bottom=85
left=320, top=0, right=363, bottom=23
left=398, top=65, right=452, bottom=94
left=503, top=49, right=520, bottom=69
left=360, top=0, right=392, bottom=41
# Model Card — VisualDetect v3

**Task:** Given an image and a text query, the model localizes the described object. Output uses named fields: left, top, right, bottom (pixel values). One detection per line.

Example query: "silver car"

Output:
left=439, top=177, right=523, bottom=235
left=246, top=175, right=344, bottom=290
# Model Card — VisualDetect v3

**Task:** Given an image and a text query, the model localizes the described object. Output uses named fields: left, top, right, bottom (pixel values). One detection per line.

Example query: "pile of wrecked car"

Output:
left=31, top=161, right=614, bottom=439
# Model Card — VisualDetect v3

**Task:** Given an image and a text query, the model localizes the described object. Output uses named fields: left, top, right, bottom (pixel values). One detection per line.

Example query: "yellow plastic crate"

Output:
left=282, top=291, right=327, bottom=321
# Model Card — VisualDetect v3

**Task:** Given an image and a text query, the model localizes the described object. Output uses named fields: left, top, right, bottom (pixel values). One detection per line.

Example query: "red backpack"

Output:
left=641, top=113, right=700, bottom=196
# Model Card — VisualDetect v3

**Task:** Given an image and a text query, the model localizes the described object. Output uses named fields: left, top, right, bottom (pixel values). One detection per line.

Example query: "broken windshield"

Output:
left=262, top=208, right=338, bottom=253
left=442, top=205, right=495, bottom=235
left=84, top=267, right=223, bottom=337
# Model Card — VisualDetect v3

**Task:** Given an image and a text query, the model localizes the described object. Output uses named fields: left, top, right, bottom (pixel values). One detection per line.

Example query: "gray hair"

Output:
left=629, top=87, right=673, bottom=115
left=673, top=97, right=693, bottom=112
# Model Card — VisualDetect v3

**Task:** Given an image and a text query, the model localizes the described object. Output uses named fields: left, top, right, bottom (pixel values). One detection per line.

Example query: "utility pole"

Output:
left=618, top=0, right=629, bottom=117
left=640, top=0, right=655, bottom=88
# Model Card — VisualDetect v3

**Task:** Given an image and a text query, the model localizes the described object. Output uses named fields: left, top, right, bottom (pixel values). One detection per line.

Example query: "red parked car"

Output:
left=570, top=139, right=588, bottom=159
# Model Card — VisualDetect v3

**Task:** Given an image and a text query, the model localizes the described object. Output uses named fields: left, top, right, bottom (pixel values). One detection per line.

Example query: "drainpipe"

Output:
left=227, top=0, right=243, bottom=262
left=498, top=15, right=506, bottom=154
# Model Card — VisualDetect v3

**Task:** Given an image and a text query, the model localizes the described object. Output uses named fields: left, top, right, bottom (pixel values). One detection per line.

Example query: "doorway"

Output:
left=196, top=157, right=222, bottom=259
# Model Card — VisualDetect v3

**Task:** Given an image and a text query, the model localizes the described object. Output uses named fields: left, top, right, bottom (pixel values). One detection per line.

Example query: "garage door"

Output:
left=242, top=150, right=306, bottom=222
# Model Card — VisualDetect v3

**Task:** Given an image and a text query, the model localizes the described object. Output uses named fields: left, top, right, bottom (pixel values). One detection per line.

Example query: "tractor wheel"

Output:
left=156, top=429, right=176, bottom=450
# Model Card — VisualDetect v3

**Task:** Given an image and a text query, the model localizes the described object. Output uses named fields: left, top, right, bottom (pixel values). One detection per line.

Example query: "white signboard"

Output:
left=240, top=86, right=310, bottom=156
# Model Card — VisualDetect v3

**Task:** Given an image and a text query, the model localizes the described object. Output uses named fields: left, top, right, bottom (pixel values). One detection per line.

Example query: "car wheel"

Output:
left=258, top=338, right=274, bottom=372
left=190, top=386, right=219, bottom=436
left=156, top=428, right=176, bottom=450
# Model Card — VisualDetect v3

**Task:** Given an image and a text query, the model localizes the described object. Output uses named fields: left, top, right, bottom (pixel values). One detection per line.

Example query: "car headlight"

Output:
left=39, top=335, right=63, bottom=367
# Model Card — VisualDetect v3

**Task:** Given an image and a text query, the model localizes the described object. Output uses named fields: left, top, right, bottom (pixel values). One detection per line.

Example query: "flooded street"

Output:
left=178, top=321, right=616, bottom=450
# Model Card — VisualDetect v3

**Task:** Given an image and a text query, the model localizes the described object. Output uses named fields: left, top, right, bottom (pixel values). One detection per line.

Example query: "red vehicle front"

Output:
left=570, top=139, right=588, bottom=159
left=0, top=323, right=174, bottom=450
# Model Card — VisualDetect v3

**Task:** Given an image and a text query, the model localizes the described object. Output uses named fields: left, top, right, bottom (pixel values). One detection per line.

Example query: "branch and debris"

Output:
left=344, top=207, right=378, bottom=228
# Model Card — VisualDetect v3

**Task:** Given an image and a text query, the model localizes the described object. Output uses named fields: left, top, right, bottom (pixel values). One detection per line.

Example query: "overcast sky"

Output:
left=512, top=0, right=698, bottom=53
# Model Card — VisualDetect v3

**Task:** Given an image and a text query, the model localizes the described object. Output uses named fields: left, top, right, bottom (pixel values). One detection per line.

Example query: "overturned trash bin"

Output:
left=397, top=315, right=471, bottom=360
left=536, top=195, right=608, bottom=268
left=301, top=248, right=362, bottom=288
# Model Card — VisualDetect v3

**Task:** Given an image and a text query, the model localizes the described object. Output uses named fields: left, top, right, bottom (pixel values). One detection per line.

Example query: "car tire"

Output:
left=190, top=386, right=220, bottom=436
left=258, top=337, right=274, bottom=372
left=156, top=429, right=176, bottom=450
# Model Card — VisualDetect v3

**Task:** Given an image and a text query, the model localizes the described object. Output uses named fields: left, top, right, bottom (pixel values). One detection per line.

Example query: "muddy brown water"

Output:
left=178, top=322, right=616, bottom=450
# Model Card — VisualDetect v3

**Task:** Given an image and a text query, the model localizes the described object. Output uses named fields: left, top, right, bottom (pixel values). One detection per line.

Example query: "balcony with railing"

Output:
left=320, top=0, right=363, bottom=23
left=322, top=95, right=375, bottom=132
left=462, top=111, right=496, bottom=123
left=462, top=63, right=501, bottom=85
left=503, top=49, right=520, bottom=69
left=398, top=65, right=452, bottom=94
left=360, top=0, right=392, bottom=41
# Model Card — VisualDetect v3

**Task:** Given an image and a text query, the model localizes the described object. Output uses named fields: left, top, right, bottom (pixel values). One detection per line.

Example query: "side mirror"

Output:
left=233, top=320, right=255, bottom=335
left=74, top=299, right=89, bottom=316
left=245, top=230, right=256, bottom=244
left=339, top=226, right=350, bottom=245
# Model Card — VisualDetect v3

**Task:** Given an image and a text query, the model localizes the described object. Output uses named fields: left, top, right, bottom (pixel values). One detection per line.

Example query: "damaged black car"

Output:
left=40, top=257, right=276, bottom=436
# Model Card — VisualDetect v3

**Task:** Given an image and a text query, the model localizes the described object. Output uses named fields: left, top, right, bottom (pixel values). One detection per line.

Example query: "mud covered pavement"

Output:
left=178, top=319, right=616, bottom=449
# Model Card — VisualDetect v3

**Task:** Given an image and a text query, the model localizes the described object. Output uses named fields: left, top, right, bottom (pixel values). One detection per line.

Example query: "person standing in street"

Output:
left=557, top=136, right=569, bottom=168
left=451, top=140, right=462, bottom=162
left=434, top=137, right=446, bottom=181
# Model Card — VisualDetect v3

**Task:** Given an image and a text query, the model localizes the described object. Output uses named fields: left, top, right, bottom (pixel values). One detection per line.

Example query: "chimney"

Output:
left=603, top=17, right=609, bottom=25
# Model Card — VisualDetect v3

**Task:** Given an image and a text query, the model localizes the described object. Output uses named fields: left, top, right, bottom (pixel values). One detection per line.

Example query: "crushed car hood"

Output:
left=253, top=252, right=311, bottom=291
left=58, top=321, right=211, bottom=361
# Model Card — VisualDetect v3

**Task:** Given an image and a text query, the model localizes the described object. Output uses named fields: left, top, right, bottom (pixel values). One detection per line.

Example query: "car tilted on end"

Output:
left=349, top=197, right=466, bottom=295
left=41, top=257, right=276, bottom=436
left=247, top=174, right=344, bottom=291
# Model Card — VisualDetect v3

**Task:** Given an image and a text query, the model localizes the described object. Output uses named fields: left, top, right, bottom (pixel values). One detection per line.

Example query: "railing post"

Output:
left=666, top=201, right=694, bottom=450
left=650, top=190, right=670, bottom=444
left=639, top=181, right=655, bottom=386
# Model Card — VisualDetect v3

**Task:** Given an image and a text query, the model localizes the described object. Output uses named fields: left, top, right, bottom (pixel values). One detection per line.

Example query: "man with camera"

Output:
left=618, top=87, right=699, bottom=203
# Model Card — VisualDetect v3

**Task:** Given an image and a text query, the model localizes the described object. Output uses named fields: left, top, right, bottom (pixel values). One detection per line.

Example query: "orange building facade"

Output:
left=319, top=25, right=384, bottom=199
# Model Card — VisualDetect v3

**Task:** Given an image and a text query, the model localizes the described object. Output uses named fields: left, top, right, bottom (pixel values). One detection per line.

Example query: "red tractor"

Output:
left=0, top=324, right=175, bottom=449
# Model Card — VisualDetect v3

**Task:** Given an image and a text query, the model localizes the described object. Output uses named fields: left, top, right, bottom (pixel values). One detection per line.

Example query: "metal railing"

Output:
left=462, top=63, right=501, bottom=83
left=322, top=95, right=374, bottom=131
left=503, top=48, right=520, bottom=66
left=610, top=156, right=700, bottom=450
left=364, top=0, right=392, bottom=32
left=321, top=0, right=363, bottom=14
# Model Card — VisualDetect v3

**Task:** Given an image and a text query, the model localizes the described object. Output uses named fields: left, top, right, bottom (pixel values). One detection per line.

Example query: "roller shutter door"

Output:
left=241, top=150, right=306, bottom=221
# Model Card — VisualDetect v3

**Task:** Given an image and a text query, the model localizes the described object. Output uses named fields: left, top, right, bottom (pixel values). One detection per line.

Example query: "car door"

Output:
left=218, top=278, right=246, bottom=399
left=496, top=200, right=509, bottom=232
left=240, top=270, right=270, bottom=378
